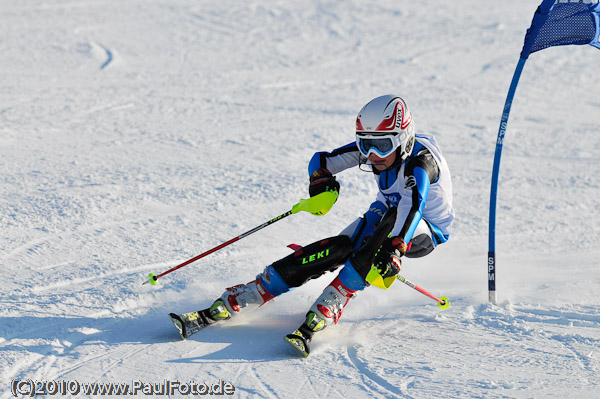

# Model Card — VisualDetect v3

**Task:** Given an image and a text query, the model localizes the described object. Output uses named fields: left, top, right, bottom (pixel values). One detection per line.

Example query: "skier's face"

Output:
left=368, top=151, right=397, bottom=171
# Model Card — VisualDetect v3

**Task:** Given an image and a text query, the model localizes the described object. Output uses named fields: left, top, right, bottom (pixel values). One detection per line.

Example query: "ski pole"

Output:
left=396, top=274, right=450, bottom=309
left=143, top=191, right=338, bottom=286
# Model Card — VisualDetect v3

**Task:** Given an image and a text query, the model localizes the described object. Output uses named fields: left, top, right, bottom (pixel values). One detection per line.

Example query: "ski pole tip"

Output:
left=437, top=296, right=450, bottom=310
left=147, top=273, right=158, bottom=286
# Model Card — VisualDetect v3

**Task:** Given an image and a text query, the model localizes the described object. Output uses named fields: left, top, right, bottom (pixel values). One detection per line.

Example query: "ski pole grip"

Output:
left=292, top=191, right=338, bottom=216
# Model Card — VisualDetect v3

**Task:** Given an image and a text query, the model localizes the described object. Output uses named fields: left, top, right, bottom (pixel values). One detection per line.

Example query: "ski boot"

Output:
left=170, top=278, right=274, bottom=339
left=285, top=275, right=356, bottom=357
left=219, top=278, right=275, bottom=317
left=284, top=311, right=326, bottom=357
left=169, top=299, right=231, bottom=339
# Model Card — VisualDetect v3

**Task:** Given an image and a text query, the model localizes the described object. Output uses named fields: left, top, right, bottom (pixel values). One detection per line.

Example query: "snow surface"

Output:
left=1, top=0, right=599, bottom=398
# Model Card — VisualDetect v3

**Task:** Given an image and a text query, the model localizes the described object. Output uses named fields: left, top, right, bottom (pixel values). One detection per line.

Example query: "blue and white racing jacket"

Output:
left=308, top=133, right=454, bottom=244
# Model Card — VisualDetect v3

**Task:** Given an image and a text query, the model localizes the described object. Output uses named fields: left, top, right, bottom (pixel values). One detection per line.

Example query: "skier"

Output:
left=170, top=94, right=454, bottom=356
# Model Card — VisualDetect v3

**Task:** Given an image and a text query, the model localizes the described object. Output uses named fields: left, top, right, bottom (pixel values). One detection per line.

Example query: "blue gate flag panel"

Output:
left=521, top=0, right=600, bottom=58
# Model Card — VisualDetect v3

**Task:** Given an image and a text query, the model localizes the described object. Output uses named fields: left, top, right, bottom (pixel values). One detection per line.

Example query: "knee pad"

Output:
left=271, top=235, right=353, bottom=287
left=405, top=233, right=435, bottom=258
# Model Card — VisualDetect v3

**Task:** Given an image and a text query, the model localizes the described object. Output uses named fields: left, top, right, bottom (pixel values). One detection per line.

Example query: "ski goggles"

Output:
left=356, top=132, right=402, bottom=158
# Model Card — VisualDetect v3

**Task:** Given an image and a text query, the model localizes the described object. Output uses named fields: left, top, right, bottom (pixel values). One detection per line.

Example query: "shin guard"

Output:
left=271, top=235, right=353, bottom=288
left=349, top=206, right=398, bottom=282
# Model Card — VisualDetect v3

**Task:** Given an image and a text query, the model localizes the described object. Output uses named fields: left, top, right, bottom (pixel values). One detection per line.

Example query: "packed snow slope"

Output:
left=1, top=0, right=599, bottom=398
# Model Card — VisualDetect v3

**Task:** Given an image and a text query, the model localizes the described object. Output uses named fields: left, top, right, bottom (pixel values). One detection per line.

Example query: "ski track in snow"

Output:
left=346, top=345, right=411, bottom=398
left=1, top=0, right=600, bottom=398
left=475, top=303, right=600, bottom=376
left=1, top=221, right=122, bottom=262
left=91, top=41, right=114, bottom=70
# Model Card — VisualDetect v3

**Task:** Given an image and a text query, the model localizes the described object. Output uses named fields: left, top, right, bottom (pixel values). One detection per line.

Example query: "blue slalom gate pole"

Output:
left=488, top=57, right=527, bottom=304
left=487, top=0, right=600, bottom=304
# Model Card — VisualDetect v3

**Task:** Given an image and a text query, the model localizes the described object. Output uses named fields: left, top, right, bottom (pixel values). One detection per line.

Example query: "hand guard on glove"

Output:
left=366, top=236, right=408, bottom=289
left=309, top=168, right=340, bottom=198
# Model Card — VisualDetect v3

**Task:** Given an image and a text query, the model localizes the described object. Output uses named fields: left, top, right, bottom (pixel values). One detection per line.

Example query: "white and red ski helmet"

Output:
left=355, top=95, right=415, bottom=162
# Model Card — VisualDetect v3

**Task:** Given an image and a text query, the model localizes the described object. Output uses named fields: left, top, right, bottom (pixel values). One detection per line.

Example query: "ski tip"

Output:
left=438, top=297, right=450, bottom=310
left=168, top=313, right=187, bottom=340
left=284, top=333, right=310, bottom=358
